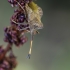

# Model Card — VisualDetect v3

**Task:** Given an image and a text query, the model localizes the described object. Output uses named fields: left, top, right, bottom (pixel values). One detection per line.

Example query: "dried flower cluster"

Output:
left=0, top=44, right=17, bottom=70
left=0, top=0, right=43, bottom=70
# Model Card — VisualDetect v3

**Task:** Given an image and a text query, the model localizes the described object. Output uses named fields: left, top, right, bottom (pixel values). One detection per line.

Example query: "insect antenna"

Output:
left=27, top=29, right=34, bottom=59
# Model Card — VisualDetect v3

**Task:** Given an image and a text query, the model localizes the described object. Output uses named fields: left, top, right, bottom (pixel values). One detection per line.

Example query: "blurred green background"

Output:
left=0, top=0, right=70, bottom=70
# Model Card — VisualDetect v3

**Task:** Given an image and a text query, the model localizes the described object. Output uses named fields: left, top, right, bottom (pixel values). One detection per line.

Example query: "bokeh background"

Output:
left=0, top=0, right=70, bottom=70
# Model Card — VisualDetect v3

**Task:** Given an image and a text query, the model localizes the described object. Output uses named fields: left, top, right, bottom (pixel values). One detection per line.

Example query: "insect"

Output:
left=25, top=1, right=43, bottom=58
